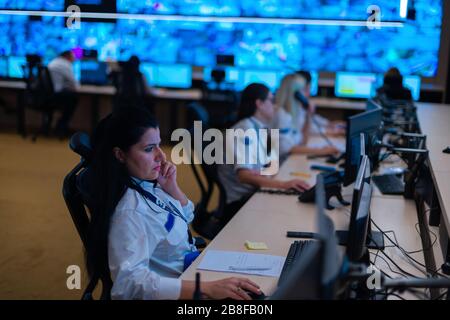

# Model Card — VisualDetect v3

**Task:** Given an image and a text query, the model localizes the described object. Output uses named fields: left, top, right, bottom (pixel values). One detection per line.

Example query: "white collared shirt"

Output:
left=48, top=57, right=78, bottom=92
left=275, top=107, right=304, bottom=157
left=108, top=180, right=196, bottom=300
left=218, top=116, right=273, bottom=204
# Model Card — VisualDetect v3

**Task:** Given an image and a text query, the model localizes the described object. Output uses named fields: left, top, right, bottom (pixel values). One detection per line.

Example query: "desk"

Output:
left=182, top=154, right=426, bottom=298
left=416, top=103, right=450, bottom=268
left=311, top=97, right=366, bottom=111
left=0, top=80, right=202, bottom=134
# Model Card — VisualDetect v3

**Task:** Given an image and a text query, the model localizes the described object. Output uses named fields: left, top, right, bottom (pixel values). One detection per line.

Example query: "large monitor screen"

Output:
left=8, top=56, right=26, bottom=78
left=403, top=75, right=421, bottom=101
left=154, top=64, right=192, bottom=88
left=0, top=0, right=443, bottom=77
left=238, top=69, right=279, bottom=91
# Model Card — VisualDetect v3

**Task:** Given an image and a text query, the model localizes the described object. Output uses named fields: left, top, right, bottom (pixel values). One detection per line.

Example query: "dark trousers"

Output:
left=53, top=90, right=78, bottom=134
left=221, top=194, right=253, bottom=227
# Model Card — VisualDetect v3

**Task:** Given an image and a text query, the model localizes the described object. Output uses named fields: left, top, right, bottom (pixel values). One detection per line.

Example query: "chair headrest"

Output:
left=70, top=132, right=92, bottom=160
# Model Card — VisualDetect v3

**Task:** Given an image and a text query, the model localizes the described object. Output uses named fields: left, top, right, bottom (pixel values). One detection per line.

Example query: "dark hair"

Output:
left=60, top=50, right=73, bottom=59
left=125, top=55, right=141, bottom=74
left=383, top=67, right=403, bottom=88
left=296, top=71, right=312, bottom=85
left=237, top=83, right=270, bottom=122
left=86, top=106, right=159, bottom=279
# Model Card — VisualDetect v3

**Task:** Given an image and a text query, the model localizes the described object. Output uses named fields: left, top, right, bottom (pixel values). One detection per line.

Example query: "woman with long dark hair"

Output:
left=218, top=83, right=310, bottom=222
left=87, top=106, right=261, bottom=300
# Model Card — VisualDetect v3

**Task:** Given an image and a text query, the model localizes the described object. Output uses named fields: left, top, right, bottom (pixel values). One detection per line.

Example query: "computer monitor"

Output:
left=154, top=64, right=192, bottom=89
left=8, top=56, right=27, bottom=79
left=343, top=102, right=383, bottom=186
left=0, top=57, right=8, bottom=78
left=271, top=175, right=342, bottom=300
left=403, top=75, right=421, bottom=101
left=337, top=155, right=383, bottom=261
left=79, top=60, right=108, bottom=85
left=239, top=69, right=279, bottom=92
left=335, top=72, right=377, bottom=99
left=140, top=63, right=156, bottom=85
left=347, top=173, right=373, bottom=263
left=309, top=71, right=319, bottom=96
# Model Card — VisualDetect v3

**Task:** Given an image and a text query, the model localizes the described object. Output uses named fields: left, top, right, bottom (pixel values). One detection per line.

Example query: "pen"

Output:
left=229, top=266, right=271, bottom=271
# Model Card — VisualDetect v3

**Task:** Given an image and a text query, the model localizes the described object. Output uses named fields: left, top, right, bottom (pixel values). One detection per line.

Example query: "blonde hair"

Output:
left=275, top=73, right=306, bottom=120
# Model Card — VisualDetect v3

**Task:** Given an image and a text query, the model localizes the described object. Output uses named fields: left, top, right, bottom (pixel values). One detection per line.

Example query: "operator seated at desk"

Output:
left=296, top=70, right=346, bottom=137
left=87, top=106, right=261, bottom=300
left=375, top=67, right=413, bottom=101
left=274, top=73, right=341, bottom=158
left=48, top=50, right=79, bottom=137
left=218, top=83, right=311, bottom=224
left=114, top=55, right=155, bottom=113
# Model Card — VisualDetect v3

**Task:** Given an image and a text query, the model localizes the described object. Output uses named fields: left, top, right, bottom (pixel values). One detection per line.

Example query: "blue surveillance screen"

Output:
left=0, top=57, right=8, bottom=77
left=403, top=75, right=421, bottom=101
left=140, top=63, right=157, bottom=86
left=238, top=69, right=279, bottom=92
left=0, top=0, right=443, bottom=78
left=335, top=72, right=377, bottom=99
left=8, top=56, right=26, bottom=78
left=309, top=71, right=319, bottom=96
left=154, top=64, right=192, bottom=89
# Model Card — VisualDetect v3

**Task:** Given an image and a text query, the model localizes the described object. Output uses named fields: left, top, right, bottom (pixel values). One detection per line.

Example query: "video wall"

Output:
left=0, top=0, right=443, bottom=77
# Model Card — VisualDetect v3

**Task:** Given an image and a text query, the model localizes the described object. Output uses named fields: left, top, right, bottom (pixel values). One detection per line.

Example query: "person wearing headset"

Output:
left=296, top=70, right=346, bottom=137
left=218, top=83, right=311, bottom=224
left=87, top=106, right=261, bottom=300
left=275, top=73, right=341, bottom=158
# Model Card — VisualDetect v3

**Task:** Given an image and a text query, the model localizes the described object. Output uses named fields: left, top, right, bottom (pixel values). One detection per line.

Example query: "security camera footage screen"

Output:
left=0, top=0, right=443, bottom=77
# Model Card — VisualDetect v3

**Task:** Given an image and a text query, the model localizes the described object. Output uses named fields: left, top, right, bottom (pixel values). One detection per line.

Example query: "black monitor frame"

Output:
left=343, top=102, right=383, bottom=186
left=336, top=156, right=385, bottom=262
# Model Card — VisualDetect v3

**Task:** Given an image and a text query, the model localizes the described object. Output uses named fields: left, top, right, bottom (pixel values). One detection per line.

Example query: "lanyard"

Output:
left=249, top=117, right=271, bottom=165
left=128, top=180, right=194, bottom=245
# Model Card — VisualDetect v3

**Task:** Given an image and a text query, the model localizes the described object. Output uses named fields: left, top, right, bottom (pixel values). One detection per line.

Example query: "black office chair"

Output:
left=62, top=132, right=112, bottom=300
left=184, top=103, right=230, bottom=239
left=19, top=64, right=58, bottom=141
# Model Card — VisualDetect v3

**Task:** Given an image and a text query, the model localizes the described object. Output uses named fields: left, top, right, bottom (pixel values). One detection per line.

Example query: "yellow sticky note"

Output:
left=245, top=241, right=268, bottom=250
left=290, top=172, right=311, bottom=178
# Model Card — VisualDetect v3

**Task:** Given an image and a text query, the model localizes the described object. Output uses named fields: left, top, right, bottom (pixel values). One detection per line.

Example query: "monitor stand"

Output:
left=335, top=230, right=385, bottom=250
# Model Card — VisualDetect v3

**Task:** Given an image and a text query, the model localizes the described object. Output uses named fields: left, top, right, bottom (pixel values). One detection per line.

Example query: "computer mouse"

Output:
left=244, top=290, right=267, bottom=300
left=443, top=147, right=450, bottom=154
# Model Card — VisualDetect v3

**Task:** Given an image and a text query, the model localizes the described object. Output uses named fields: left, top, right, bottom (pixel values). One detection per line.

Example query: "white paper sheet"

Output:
left=197, top=250, right=286, bottom=277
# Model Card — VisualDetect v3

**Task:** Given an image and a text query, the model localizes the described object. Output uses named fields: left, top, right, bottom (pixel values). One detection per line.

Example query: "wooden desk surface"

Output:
left=416, top=102, right=450, bottom=240
left=181, top=154, right=425, bottom=296
left=416, top=103, right=450, bottom=173
left=0, top=80, right=202, bottom=100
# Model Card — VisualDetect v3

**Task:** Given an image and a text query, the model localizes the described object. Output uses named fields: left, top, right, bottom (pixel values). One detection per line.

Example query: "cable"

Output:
left=408, top=222, right=438, bottom=255
left=312, top=116, right=338, bottom=149
left=371, top=216, right=448, bottom=278
left=370, top=251, right=410, bottom=278
left=433, top=290, right=449, bottom=300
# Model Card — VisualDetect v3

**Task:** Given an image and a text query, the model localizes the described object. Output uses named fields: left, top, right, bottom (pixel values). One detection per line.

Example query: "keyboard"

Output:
left=278, top=240, right=313, bottom=286
left=372, top=174, right=405, bottom=195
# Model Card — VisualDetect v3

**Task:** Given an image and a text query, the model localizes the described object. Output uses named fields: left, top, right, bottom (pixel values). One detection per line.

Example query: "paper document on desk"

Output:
left=197, top=250, right=285, bottom=277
